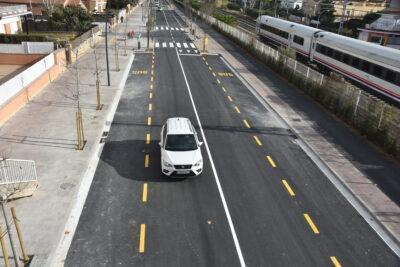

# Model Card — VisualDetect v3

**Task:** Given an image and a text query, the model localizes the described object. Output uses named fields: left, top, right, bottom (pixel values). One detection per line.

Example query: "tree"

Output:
left=317, top=0, right=335, bottom=26
left=48, top=6, right=93, bottom=33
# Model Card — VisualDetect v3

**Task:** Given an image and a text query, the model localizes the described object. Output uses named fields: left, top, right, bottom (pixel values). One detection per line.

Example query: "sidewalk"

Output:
left=176, top=7, right=400, bottom=252
left=0, top=4, right=146, bottom=267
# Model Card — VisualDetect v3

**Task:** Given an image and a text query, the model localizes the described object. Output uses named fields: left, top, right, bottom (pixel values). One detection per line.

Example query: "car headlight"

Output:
left=193, top=159, right=202, bottom=167
left=163, top=160, right=173, bottom=167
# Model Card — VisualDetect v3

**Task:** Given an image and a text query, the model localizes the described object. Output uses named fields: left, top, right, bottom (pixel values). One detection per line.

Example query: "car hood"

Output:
left=163, top=148, right=202, bottom=165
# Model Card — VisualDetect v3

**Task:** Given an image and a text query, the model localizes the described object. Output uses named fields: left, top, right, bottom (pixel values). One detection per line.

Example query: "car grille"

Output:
left=174, top=164, right=192, bottom=169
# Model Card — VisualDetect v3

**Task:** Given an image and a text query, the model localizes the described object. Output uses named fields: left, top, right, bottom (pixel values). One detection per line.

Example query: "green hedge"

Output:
left=245, top=8, right=274, bottom=18
left=191, top=0, right=201, bottom=10
left=0, top=33, right=73, bottom=47
left=213, top=13, right=238, bottom=26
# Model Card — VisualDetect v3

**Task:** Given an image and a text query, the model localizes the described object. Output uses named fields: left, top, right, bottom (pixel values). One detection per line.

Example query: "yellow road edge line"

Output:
left=146, top=133, right=150, bottom=144
left=149, top=103, right=152, bottom=111
left=212, top=72, right=216, bottom=77
left=282, top=179, right=295, bottom=196
left=150, top=84, right=153, bottom=90
left=202, top=57, right=206, bottom=61
left=142, top=183, right=148, bottom=202
left=151, top=76, right=154, bottom=82
left=266, top=155, right=276, bottom=168
left=330, top=256, right=342, bottom=267
left=151, top=64, right=154, bottom=69
left=144, top=154, right=149, bottom=168
left=304, top=213, right=320, bottom=234
left=151, top=70, right=154, bottom=75
left=139, top=224, right=146, bottom=253
left=149, top=92, right=153, bottom=99
left=243, top=119, right=250, bottom=128
left=253, top=136, right=262, bottom=146
left=234, top=106, right=240, bottom=114
left=147, top=116, right=152, bottom=126
left=222, top=86, right=226, bottom=92
left=216, top=79, right=221, bottom=84
left=227, top=95, right=233, bottom=102
left=205, top=61, right=209, bottom=65
left=208, top=66, right=212, bottom=71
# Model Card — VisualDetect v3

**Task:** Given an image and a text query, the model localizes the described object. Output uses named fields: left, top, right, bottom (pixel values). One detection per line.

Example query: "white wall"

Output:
left=0, top=53, right=54, bottom=107
left=0, top=42, right=54, bottom=54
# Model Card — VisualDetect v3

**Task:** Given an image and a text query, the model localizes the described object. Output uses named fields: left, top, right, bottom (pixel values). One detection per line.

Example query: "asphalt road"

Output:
left=65, top=3, right=400, bottom=267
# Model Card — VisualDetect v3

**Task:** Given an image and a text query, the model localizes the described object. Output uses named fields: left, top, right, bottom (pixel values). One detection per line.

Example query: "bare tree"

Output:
left=42, top=0, right=56, bottom=15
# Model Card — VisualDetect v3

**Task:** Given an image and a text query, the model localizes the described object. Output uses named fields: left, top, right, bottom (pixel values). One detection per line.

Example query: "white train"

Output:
left=256, top=15, right=400, bottom=102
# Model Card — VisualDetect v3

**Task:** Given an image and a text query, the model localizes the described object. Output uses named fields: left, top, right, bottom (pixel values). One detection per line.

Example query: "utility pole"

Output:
left=338, top=0, right=348, bottom=34
left=105, top=11, right=111, bottom=86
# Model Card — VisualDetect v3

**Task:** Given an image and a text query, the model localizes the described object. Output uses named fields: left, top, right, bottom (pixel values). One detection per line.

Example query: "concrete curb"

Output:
left=220, top=55, right=400, bottom=258
left=40, top=53, right=134, bottom=267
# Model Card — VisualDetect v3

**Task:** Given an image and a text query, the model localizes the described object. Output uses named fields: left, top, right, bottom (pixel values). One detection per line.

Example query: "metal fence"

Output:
left=0, top=159, right=37, bottom=186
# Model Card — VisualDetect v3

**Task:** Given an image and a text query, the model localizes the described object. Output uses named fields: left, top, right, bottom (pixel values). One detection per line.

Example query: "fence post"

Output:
left=0, top=226, right=10, bottom=267
left=319, top=74, right=324, bottom=86
left=306, top=67, right=310, bottom=78
left=353, top=89, right=362, bottom=119
left=378, top=103, right=385, bottom=130
left=11, top=207, right=29, bottom=263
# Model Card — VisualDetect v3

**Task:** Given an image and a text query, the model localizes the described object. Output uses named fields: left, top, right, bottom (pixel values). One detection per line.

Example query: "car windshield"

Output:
left=165, top=134, right=197, bottom=151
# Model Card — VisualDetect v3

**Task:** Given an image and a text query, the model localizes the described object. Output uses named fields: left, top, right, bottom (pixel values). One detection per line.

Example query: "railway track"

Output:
left=215, top=8, right=258, bottom=35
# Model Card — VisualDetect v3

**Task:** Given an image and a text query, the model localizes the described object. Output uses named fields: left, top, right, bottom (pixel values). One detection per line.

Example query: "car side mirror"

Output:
left=198, top=141, right=203, bottom=147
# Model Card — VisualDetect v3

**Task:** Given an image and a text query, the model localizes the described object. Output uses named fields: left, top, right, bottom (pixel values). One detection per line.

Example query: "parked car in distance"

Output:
left=160, top=117, right=203, bottom=177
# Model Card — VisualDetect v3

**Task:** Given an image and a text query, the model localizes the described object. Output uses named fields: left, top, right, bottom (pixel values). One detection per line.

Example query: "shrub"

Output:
left=227, top=3, right=241, bottom=11
left=191, top=0, right=201, bottom=10
left=213, top=13, right=238, bottom=26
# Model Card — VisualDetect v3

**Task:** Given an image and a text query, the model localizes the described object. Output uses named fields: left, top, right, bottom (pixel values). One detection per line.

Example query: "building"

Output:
left=0, top=0, right=106, bottom=16
left=280, top=0, right=303, bottom=10
left=358, top=0, right=400, bottom=49
left=334, top=0, right=387, bottom=19
left=0, top=4, right=31, bottom=33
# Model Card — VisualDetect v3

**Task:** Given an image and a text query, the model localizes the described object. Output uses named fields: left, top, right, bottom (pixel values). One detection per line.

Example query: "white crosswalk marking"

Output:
left=176, top=43, right=181, bottom=48
left=187, top=49, right=190, bottom=53
left=183, top=43, right=188, bottom=48
left=169, top=42, right=174, bottom=48
left=179, top=49, right=183, bottom=53
left=175, top=27, right=179, bottom=31
left=161, top=26, right=164, bottom=30
left=180, top=28, right=184, bottom=31
left=155, top=26, right=159, bottom=30
left=155, top=42, right=160, bottom=48
left=171, top=27, right=174, bottom=31
left=190, top=43, right=196, bottom=48
left=194, top=49, right=198, bottom=53
left=162, top=42, right=167, bottom=48
left=166, top=26, right=169, bottom=30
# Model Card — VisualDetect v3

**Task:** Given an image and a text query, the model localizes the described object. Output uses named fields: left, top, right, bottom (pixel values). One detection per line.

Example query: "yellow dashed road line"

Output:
left=209, top=66, right=212, bottom=71
left=330, top=256, right=342, bottom=267
left=142, top=183, right=148, bottom=202
left=243, top=119, right=250, bottom=128
left=144, top=154, right=149, bottom=168
left=304, top=213, right=320, bottom=234
left=253, top=136, right=262, bottom=146
left=227, top=95, right=233, bottom=102
left=212, top=72, right=216, bottom=77
left=282, top=179, right=295, bottom=196
left=149, top=103, right=152, bottom=111
left=147, top=116, right=152, bottom=126
left=146, top=133, right=150, bottom=144
left=150, top=84, right=153, bottom=90
left=149, top=92, right=153, bottom=99
left=266, top=156, right=277, bottom=168
left=139, top=224, right=146, bottom=253
left=217, top=79, right=221, bottom=84
left=222, top=86, right=227, bottom=92
left=234, top=106, right=241, bottom=114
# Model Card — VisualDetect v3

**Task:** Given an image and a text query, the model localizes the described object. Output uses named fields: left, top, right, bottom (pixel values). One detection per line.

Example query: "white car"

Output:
left=159, top=117, right=203, bottom=177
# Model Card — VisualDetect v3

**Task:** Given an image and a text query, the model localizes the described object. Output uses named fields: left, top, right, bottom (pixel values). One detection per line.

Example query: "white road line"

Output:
left=169, top=42, right=174, bottom=48
left=190, top=43, right=196, bottom=48
left=172, top=14, right=183, bottom=28
left=180, top=27, right=184, bottom=31
left=166, top=26, right=169, bottom=30
left=176, top=43, right=181, bottom=48
left=155, top=42, right=160, bottom=48
left=183, top=43, right=188, bottom=48
left=171, top=27, right=174, bottom=31
left=175, top=49, right=246, bottom=267
left=162, top=42, right=167, bottom=48
left=161, top=26, right=164, bottom=30
left=186, top=49, right=190, bottom=53
left=179, top=49, right=183, bottom=53
left=155, top=26, right=159, bottom=30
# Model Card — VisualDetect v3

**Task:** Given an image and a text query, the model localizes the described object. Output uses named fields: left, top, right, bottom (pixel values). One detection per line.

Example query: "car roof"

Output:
left=166, top=117, right=193, bottom=135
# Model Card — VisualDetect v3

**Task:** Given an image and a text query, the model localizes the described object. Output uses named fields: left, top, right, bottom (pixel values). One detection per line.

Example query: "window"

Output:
left=260, top=24, right=289, bottom=39
left=293, top=35, right=304, bottom=45
left=373, top=65, right=383, bottom=78
left=361, top=60, right=371, bottom=72
left=165, top=134, right=197, bottom=151
left=333, top=50, right=342, bottom=61
left=343, top=54, right=351, bottom=64
left=351, top=57, right=360, bottom=68
left=326, top=47, right=333, bottom=57
left=385, top=70, right=396, bottom=83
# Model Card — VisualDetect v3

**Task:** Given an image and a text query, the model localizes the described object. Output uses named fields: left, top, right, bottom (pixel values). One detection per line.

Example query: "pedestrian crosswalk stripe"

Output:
left=166, top=26, right=169, bottom=30
left=190, top=43, right=196, bottom=48
left=187, top=49, right=190, bottom=53
left=180, top=28, right=184, bottom=31
left=179, top=49, right=183, bottom=52
left=183, top=43, right=188, bottom=48
left=194, top=49, right=198, bottom=53
left=155, top=26, right=159, bottom=30
left=162, top=42, right=167, bottom=48
left=169, top=42, right=174, bottom=48
left=177, top=43, right=181, bottom=48
left=155, top=42, right=159, bottom=48
left=171, top=27, right=174, bottom=31
left=161, top=26, right=164, bottom=30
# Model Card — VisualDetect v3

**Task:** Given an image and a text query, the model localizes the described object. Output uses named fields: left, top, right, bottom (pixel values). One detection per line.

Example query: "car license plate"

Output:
left=177, top=170, right=190, bottom=175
